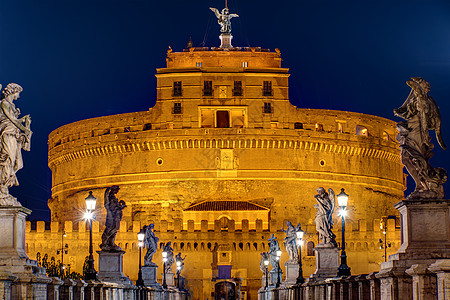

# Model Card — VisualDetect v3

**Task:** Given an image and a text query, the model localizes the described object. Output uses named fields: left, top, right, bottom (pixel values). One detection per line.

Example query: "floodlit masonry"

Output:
left=35, top=46, right=404, bottom=299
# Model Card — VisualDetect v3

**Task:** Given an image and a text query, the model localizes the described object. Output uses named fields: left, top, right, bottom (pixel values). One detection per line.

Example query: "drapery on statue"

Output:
left=100, top=185, right=126, bottom=251
left=314, top=187, right=337, bottom=247
left=162, top=242, right=174, bottom=273
left=143, top=224, right=159, bottom=266
left=268, top=234, right=281, bottom=270
left=209, top=7, right=239, bottom=34
left=0, top=83, right=32, bottom=206
left=282, top=221, right=302, bottom=262
left=394, top=77, right=447, bottom=200
left=259, top=252, right=270, bottom=273
left=175, top=252, right=186, bottom=275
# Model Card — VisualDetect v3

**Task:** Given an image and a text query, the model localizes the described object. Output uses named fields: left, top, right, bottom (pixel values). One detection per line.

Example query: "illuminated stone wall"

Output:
left=26, top=218, right=399, bottom=299
left=42, top=48, right=405, bottom=299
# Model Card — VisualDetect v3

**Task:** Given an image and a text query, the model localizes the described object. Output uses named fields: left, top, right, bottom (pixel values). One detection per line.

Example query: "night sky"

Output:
left=1, top=0, right=450, bottom=221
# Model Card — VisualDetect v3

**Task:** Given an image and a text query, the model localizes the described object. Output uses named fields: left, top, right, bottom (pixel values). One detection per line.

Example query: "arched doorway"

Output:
left=215, top=281, right=236, bottom=300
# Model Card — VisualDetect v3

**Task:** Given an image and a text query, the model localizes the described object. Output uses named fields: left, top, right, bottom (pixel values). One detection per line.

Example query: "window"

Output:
left=143, top=123, right=152, bottom=131
left=173, top=102, right=182, bottom=114
left=173, top=81, right=182, bottom=96
left=315, top=123, right=324, bottom=131
left=196, top=62, right=202, bottom=67
left=203, top=81, right=213, bottom=96
left=263, top=102, right=273, bottom=114
left=233, top=81, right=243, bottom=96
left=294, top=122, right=303, bottom=129
left=263, top=81, right=272, bottom=96
left=216, top=111, right=230, bottom=128
left=242, top=61, right=248, bottom=68
left=307, top=241, right=315, bottom=256
left=356, top=125, right=369, bottom=136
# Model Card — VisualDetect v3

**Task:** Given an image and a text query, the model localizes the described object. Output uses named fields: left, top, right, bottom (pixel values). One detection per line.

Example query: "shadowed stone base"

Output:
left=269, top=268, right=282, bottom=287
left=220, top=33, right=233, bottom=48
left=283, top=261, right=300, bottom=285
left=311, top=245, right=339, bottom=280
left=142, top=265, right=162, bottom=289
left=97, top=250, right=132, bottom=284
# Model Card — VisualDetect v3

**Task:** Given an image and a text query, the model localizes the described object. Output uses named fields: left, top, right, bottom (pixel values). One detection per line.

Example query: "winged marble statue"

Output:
left=209, top=7, right=239, bottom=34
left=314, top=187, right=337, bottom=247
left=394, top=77, right=447, bottom=199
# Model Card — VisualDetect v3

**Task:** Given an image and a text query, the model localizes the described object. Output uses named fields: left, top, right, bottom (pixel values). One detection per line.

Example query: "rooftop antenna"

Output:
left=209, top=1, right=239, bottom=49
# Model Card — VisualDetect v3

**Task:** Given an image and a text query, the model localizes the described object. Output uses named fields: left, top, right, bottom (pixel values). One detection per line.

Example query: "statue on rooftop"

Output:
left=0, top=83, right=32, bottom=206
left=394, top=77, right=447, bottom=200
left=209, top=7, right=239, bottom=34
left=144, top=224, right=159, bottom=266
left=100, top=185, right=127, bottom=251
left=314, top=187, right=337, bottom=247
left=282, top=221, right=302, bottom=262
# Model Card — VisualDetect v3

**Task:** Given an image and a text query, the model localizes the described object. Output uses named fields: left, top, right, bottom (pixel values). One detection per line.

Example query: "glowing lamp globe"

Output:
left=337, top=188, right=349, bottom=208
left=85, top=191, right=97, bottom=212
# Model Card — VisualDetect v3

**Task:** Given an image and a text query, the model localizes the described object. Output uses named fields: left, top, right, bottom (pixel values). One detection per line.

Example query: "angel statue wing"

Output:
left=229, top=13, right=239, bottom=18
left=209, top=7, right=220, bottom=19
left=104, top=187, right=111, bottom=212
left=327, top=188, right=335, bottom=226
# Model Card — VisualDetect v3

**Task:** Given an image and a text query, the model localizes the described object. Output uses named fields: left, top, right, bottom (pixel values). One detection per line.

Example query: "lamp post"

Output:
left=162, top=250, right=167, bottom=289
left=57, top=231, right=68, bottom=278
left=136, top=229, right=145, bottom=286
left=276, top=249, right=282, bottom=287
left=84, top=191, right=98, bottom=281
left=296, top=227, right=305, bottom=284
left=176, top=260, right=182, bottom=289
left=337, top=188, right=351, bottom=277
left=264, top=258, right=269, bottom=289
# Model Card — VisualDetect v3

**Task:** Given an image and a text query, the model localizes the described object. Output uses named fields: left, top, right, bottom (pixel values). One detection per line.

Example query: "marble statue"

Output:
left=209, top=7, right=239, bottom=34
left=0, top=83, right=32, bottom=206
left=259, top=252, right=270, bottom=273
left=394, top=77, right=447, bottom=199
left=282, top=221, right=302, bottom=262
left=314, top=187, right=337, bottom=247
left=175, top=252, right=185, bottom=274
left=143, top=224, right=159, bottom=266
left=100, top=185, right=126, bottom=251
left=268, top=234, right=281, bottom=269
left=163, top=242, right=174, bottom=273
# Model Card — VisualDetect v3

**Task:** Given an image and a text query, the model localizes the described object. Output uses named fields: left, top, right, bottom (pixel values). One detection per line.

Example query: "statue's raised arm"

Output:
left=394, top=77, right=447, bottom=200
left=0, top=83, right=32, bottom=206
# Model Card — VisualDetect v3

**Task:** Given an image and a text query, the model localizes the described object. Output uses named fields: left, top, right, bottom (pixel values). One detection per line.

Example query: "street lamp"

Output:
left=136, top=229, right=145, bottom=286
left=264, top=258, right=269, bottom=289
left=162, top=250, right=167, bottom=289
left=337, top=188, right=351, bottom=277
left=296, top=227, right=305, bottom=284
left=276, top=249, right=282, bottom=287
left=84, top=191, right=98, bottom=281
left=176, top=260, right=182, bottom=289
left=57, top=231, right=68, bottom=278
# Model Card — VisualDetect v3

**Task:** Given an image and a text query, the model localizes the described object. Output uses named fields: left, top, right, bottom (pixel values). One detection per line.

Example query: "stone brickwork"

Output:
left=25, top=218, right=399, bottom=299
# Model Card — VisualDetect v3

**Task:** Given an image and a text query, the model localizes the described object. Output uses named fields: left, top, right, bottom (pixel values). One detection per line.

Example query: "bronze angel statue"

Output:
left=394, top=77, right=447, bottom=199
left=314, top=187, right=337, bottom=247
left=144, top=224, right=159, bottom=266
left=100, top=185, right=126, bottom=251
left=209, top=7, right=239, bottom=34
left=0, top=83, right=32, bottom=206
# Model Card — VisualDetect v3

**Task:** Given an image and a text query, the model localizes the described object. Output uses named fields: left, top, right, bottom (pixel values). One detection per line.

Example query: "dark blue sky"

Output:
left=1, top=0, right=450, bottom=220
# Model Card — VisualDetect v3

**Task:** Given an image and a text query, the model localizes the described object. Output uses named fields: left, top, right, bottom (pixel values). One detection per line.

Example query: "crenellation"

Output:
left=51, top=222, right=59, bottom=232
left=37, top=221, right=45, bottom=233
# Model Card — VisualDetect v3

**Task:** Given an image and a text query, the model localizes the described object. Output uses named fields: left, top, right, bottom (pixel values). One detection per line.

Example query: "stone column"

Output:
left=366, top=272, right=381, bottom=300
left=0, top=272, right=17, bottom=300
left=428, top=259, right=450, bottom=300
left=355, top=274, right=370, bottom=300
left=405, top=264, right=437, bottom=300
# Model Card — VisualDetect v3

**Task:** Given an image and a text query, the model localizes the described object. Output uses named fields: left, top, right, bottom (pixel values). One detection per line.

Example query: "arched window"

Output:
left=383, top=131, right=390, bottom=141
left=307, top=241, right=315, bottom=256
left=356, top=125, right=369, bottom=136
left=294, top=122, right=303, bottom=129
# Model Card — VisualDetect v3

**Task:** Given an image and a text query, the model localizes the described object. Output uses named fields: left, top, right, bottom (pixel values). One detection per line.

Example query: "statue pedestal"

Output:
left=376, top=198, right=450, bottom=299
left=165, top=270, right=175, bottom=287
left=283, top=261, right=300, bottom=285
left=269, top=267, right=282, bottom=287
left=97, top=250, right=132, bottom=284
left=0, top=205, right=51, bottom=298
left=310, top=245, right=339, bottom=280
left=220, top=33, right=233, bottom=49
left=142, top=265, right=162, bottom=289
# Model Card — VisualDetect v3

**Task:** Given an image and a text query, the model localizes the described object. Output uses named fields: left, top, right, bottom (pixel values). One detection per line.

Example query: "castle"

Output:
left=26, top=11, right=404, bottom=299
